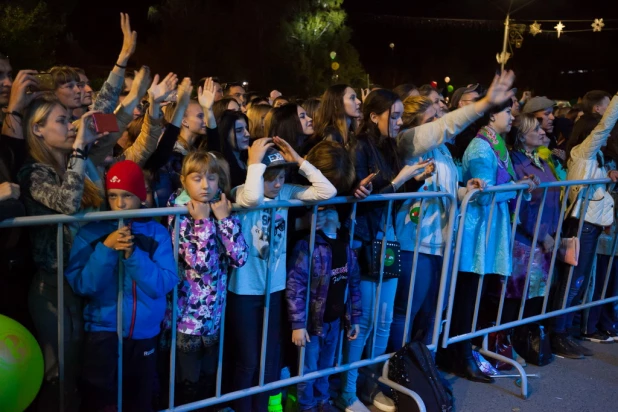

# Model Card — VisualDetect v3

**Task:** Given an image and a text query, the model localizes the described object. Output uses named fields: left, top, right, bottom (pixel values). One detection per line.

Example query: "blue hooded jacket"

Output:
left=65, top=218, right=178, bottom=339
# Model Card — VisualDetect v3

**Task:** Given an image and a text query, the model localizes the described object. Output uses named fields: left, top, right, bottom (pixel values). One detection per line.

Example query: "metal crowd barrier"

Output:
left=441, top=178, right=618, bottom=399
left=0, top=191, right=457, bottom=412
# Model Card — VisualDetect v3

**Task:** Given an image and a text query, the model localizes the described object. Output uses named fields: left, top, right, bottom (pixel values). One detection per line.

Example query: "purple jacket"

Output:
left=286, top=233, right=362, bottom=337
left=164, top=190, right=248, bottom=338
left=510, top=150, right=561, bottom=246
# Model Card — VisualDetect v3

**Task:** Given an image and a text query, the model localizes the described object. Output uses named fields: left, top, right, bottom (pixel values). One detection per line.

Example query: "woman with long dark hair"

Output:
left=301, top=84, right=361, bottom=155
left=336, top=89, right=432, bottom=412
left=215, top=110, right=251, bottom=189
left=267, top=103, right=313, bottom=151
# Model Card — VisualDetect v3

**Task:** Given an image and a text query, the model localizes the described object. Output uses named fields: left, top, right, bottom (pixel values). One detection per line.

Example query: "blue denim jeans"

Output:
left=584, top=254, right=618, bottom=334
left=390, top=252, right=443, bottom=349
left=340, top=278, right=397, bottom=400
left=551, top=220, right=602, bottom=334
left=297, top=319, right=340, bottom=410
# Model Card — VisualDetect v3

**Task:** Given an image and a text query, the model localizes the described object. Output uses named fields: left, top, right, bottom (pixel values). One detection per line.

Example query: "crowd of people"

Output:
left=2, top=12, right=618, bottom=412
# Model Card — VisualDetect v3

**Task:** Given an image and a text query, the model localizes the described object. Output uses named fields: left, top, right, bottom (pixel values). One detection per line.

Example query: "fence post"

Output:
left=56, top=223, right=65, bottom=411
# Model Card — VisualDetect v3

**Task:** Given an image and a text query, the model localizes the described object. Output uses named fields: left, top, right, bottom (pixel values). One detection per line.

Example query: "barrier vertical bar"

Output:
left=298, top=205, right=318, bottom=377
left=337, top=202, right=358, bottom=366
left=601, top=230, right=618, bottom=300
left=561, top=185, right=592, bottom=310
left=402, top=198, right=425, bottom=347
left=216, top=279, right=226, bottom=398
left=56, top=223, right=65, bottom=412
left=496, top=190, right=524, bottom=326
left=518, top=188, right=547, bottom=320
left=430, top=194, right=456, bottom=349
left=442, top=190, right=478, bottom=348
left=542, top=184, right=570, bottom=314
left=169, top=214, right=180, bottom=409
left=370, top=200, right=393, bottom=359
left=117, top=218, right=124, bottom=412
left=485, top=193, right=497, bottom=249
left=259, top=207, right=277, bottom=386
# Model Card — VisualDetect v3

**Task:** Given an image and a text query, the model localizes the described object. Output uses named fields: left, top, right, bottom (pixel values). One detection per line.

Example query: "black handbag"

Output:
left=512, top=323, right=554, bottom=366
left=364, top=238, right=402, bottom=280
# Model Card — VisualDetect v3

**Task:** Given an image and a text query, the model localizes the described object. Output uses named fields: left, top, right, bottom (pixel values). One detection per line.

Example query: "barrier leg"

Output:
left=479, top=335, right=529, bottom=399
left=378, top=362, right=427, bottom=412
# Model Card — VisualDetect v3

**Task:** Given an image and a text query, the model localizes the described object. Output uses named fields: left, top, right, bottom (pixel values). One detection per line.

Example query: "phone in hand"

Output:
left=92, top=113, right=119, bottom=134
left=29, top=73, right=55, bottom=92
left=364, top=169, right=380, bottom=187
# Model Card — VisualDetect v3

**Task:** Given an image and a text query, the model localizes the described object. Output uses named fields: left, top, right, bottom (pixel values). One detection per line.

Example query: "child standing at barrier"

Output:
left=227, top=137, right=337, bottom=412
left=286, top=208, right=362, bottom=412
left=166, top=151, right=248, bottom=406
left=65, top=160, right=178, bottom=411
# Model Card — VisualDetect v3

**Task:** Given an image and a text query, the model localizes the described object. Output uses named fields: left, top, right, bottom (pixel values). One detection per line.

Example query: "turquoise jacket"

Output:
left=459, top=137, right=521, bottom=277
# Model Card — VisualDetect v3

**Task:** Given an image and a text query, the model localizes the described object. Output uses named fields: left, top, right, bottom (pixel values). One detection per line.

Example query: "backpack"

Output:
left=388, top=342, right=454, bottom=412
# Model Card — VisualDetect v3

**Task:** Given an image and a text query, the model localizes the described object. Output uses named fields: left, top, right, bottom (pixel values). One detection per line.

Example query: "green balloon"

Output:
left=447, top=85, right=454, bottom=93
left=0, top=315, right=44, bottom=412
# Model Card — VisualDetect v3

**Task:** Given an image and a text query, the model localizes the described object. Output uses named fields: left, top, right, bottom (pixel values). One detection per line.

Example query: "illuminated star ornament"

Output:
left=592, top=18, right=605, bottom=32
left=554, top=21, right=565, bottom=38
left=529, top=21, right=542, bottom=36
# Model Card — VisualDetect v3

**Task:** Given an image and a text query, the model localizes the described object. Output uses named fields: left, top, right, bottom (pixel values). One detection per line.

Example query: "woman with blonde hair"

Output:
left=247, top=103, right=272, bottom=139
left=17, top=94, right=109, bottom=410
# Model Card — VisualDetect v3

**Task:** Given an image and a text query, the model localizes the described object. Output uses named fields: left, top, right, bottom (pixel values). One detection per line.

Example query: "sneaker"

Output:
left=579, top=331, right=614, bottom=344
left=566, top=335, right=593, bottom=356
left=550, top=333, right=584, bottom=359
left=372, top=392, right=396, bottom=412
left=600, top=328, right=618, bottom=342
left=338, top=398, right=371, bottom=412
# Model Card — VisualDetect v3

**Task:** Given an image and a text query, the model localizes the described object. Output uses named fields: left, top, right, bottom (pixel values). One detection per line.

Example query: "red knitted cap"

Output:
left=106, top=160, right=147, bottom=202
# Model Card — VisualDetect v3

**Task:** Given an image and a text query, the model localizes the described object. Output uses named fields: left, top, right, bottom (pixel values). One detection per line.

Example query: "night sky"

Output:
left=53, top=0, right=618, bottom=99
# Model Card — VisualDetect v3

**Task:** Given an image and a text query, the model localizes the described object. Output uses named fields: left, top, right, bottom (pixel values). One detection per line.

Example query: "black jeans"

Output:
left=226, top=291, right=283, bottom=412
left=551, top=219, right=602, bottom=334
left=584, top=254, right=618, bottom=334
left=80, top=332, right=157, bottom=412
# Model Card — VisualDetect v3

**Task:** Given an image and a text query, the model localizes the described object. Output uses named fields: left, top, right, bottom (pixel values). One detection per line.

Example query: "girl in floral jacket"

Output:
left=166, top=151, right=248, bottom=405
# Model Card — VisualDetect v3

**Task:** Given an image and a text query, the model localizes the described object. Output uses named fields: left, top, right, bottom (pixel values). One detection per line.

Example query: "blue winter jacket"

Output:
left=65, top=218, right=178, bottom=339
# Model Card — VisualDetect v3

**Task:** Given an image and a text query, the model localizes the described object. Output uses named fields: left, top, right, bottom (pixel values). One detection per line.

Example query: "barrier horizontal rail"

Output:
left=4, top=191, right=455, bottom=412
left=442, top=178, right=618, bottom=400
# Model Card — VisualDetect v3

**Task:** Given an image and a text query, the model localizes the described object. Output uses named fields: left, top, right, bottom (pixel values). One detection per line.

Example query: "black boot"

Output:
left=455, top=342, right=494, bottom=384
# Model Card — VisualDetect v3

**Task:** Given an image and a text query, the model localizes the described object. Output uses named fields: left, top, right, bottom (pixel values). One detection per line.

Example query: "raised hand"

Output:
left=176, top=77, right=193, bottom=107
left=361, top=88, right=370, bottom=103
left=272, top=136, right=303, bottom=165
left=198, top=77, right=216, bottom=110
left=117, top=13, right=137, bottom=66
left=248, top=137, right=274, bottom=165
left=126, top=66, right=152, bottom=103
left=483, top=70, right=516, bottom=107
left=7, top=70, right=42, bottom=114
left=148, top=72, right=178, bottom=103
left=76, top=111, right=110, bottom=147
left=210, top=193, right=232, bottom=221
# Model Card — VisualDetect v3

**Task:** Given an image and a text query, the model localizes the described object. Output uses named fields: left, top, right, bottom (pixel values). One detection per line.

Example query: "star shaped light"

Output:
left=592, top=18, right=605, bottom=32
left=529, top=21, right=542, bottom=36
left=554, top=21, right=565, bottom=38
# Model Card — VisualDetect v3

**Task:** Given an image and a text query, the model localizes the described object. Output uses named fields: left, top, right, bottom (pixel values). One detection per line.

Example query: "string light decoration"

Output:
left=554, top=21, right=565, bottom=38
left=592, top=18, right=605, bottom=32
left=529, top=21, right=542, bottom=36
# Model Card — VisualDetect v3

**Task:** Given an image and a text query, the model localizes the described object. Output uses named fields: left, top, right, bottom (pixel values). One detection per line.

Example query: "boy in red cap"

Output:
left=65, top=160, right=178, bottom=411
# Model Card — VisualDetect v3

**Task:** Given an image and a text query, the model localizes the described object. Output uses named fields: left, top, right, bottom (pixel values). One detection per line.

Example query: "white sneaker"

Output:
left=344, top=399, right=371, bottom=412
left=372, top=392, right=396, bottom=412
